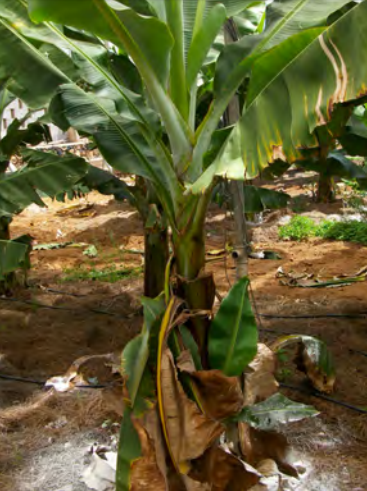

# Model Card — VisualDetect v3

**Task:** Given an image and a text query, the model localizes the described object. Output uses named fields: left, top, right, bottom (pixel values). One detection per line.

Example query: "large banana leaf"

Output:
left=214, top=0, right=354, bottom=99
left=0, top=1, right=68, bottom=108
left=82, top=165, right=138, bottom=205
left=1, top=2, right=144, bottom=121
left=190, top=0, right=356, bottom=181
left=50, top=84, right=180, bottom=221
left=3, top=1, right=178, bottom=214
left=183, top=0, right=254, bottom=56
left=28, top=0, right=192, bottom=166
left=262, top=0, right=356, bottom=51
left=0, top=149, right=88, bottom=215
left=190, top=1, right=367, bottom=193
left=0, top=119, right=50, bottom=160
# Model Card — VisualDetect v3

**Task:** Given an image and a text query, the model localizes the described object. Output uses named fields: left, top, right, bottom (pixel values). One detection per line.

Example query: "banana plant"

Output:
left=2, top=0, right=367, bottom=487
left=0, top=101, right=88, bottom=290
left=262, top=106, right=367, bottom=202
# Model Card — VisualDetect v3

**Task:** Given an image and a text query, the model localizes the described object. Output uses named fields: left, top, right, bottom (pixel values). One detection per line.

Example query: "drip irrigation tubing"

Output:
left=279, top=383, right=367, bottom=415
left=14, top=288, right=367, bottom=320
left=0, top=296, right=139, bottom=320
left=0, top=373, right=117, bottom=389
left=258, top=312, right=367, bottom=319
left=1, top=296, right=367, bottom=359
left=1, top=374, right=366, bottom=414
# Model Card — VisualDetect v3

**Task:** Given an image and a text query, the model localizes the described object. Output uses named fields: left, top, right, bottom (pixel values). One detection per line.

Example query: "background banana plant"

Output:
left=0, top=86, right=88, bottom=287
left=262, top=104, right=367, bottom=202
left=1, top=0, right=367, bottom=488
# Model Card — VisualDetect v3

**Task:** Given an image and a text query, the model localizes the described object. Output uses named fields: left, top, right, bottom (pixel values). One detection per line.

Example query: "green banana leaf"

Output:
left=243, top=186, right=290, bottom=213
left=82, top=166, right=138, bottom=205
left=191, top=1, right=367, bottom=192
left=0, top=239, right=29, bottom=278
left=0, top=119, right=50, bottom=161
left=302, top=151, right=367, bottom=180
left=208, top=276, right=258, bottom=376
left=28, top=0, right=192, bottom=166
left=116, top=406, right=142, bottom=491
left=0, top=149, right=88, bottom=215
left=50, top=84, right=180, bottom=220
left=2, top=1, right=157, bottom=130
left=121, top=293, right=165, bottom=408
left=0, top=0, right=68, bottom=108
left=234, top=393, right=319, bottom=430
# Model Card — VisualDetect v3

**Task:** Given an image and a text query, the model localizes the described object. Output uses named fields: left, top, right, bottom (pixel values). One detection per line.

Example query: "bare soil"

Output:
left=1, top=173, right=367, bottom=490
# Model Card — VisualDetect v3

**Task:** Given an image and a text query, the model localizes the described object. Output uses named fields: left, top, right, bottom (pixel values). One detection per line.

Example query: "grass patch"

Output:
left=60, top=264, right=143, bottom=283
left=279, top=215, right=367, bottom=245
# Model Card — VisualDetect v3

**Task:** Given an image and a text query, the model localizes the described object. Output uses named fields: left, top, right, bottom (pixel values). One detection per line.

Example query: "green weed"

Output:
left=279, top=214, right=367, bottom=245
left=317, top=220, right=367, bottom=245
left=279, top=215, right=317, bottom=241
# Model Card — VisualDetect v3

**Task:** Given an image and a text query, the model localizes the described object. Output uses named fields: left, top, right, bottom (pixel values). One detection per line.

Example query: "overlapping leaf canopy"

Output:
left=0, top=0, right=366, bottom=225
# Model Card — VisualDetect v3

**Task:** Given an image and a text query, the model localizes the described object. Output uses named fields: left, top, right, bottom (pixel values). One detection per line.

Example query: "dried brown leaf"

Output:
left=190, top=446, right=261, bottom=491
left=130, top=415, right=167, bottom=491
left=239, top=424, right=297, bottom=478
left=177, top=351, right=243, bottom=420
left=160, top=350, right=223, bottom=469
left=295, top=344, right=335, bottom=394
left=244, top=344, right=278, bottom=405
left=143, top=406, right=169, bottom=489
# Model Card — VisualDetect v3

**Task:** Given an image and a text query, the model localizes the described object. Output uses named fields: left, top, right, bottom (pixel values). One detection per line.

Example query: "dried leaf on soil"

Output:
left=248, top=459, right=280, bottom=491
left=82, top=451, right=116, bottom=491
left=244, top=344, right=278, bottom=406
left=239, top=424, right=297, bottom=478
left=189, top=445, right=261, bottom=490
left=272, top=335, right=335, bottom=393
left=45, top=353, right=121, bottom=392
left=277, top=266, right=367, bottom=288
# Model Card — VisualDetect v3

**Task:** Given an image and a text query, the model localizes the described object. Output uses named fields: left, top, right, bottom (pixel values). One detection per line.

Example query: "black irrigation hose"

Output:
left=258, top=313, right=367, bottom=320
left=0, top=373, right=117, bottom=390
left=36, top=287, right=88, bottom=298
left=0, top=373, right=44, bottom=386
left=2, top=295, right=367, bottom=363
left=3, top=294, right=367, bottom=322
left=0, top=296, right=139, bottom=320
left=349, top=348, right=367, bottom=358
left=1, top=374, right=366, bottom=413
left=280, top=383, right=367, bottom=415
